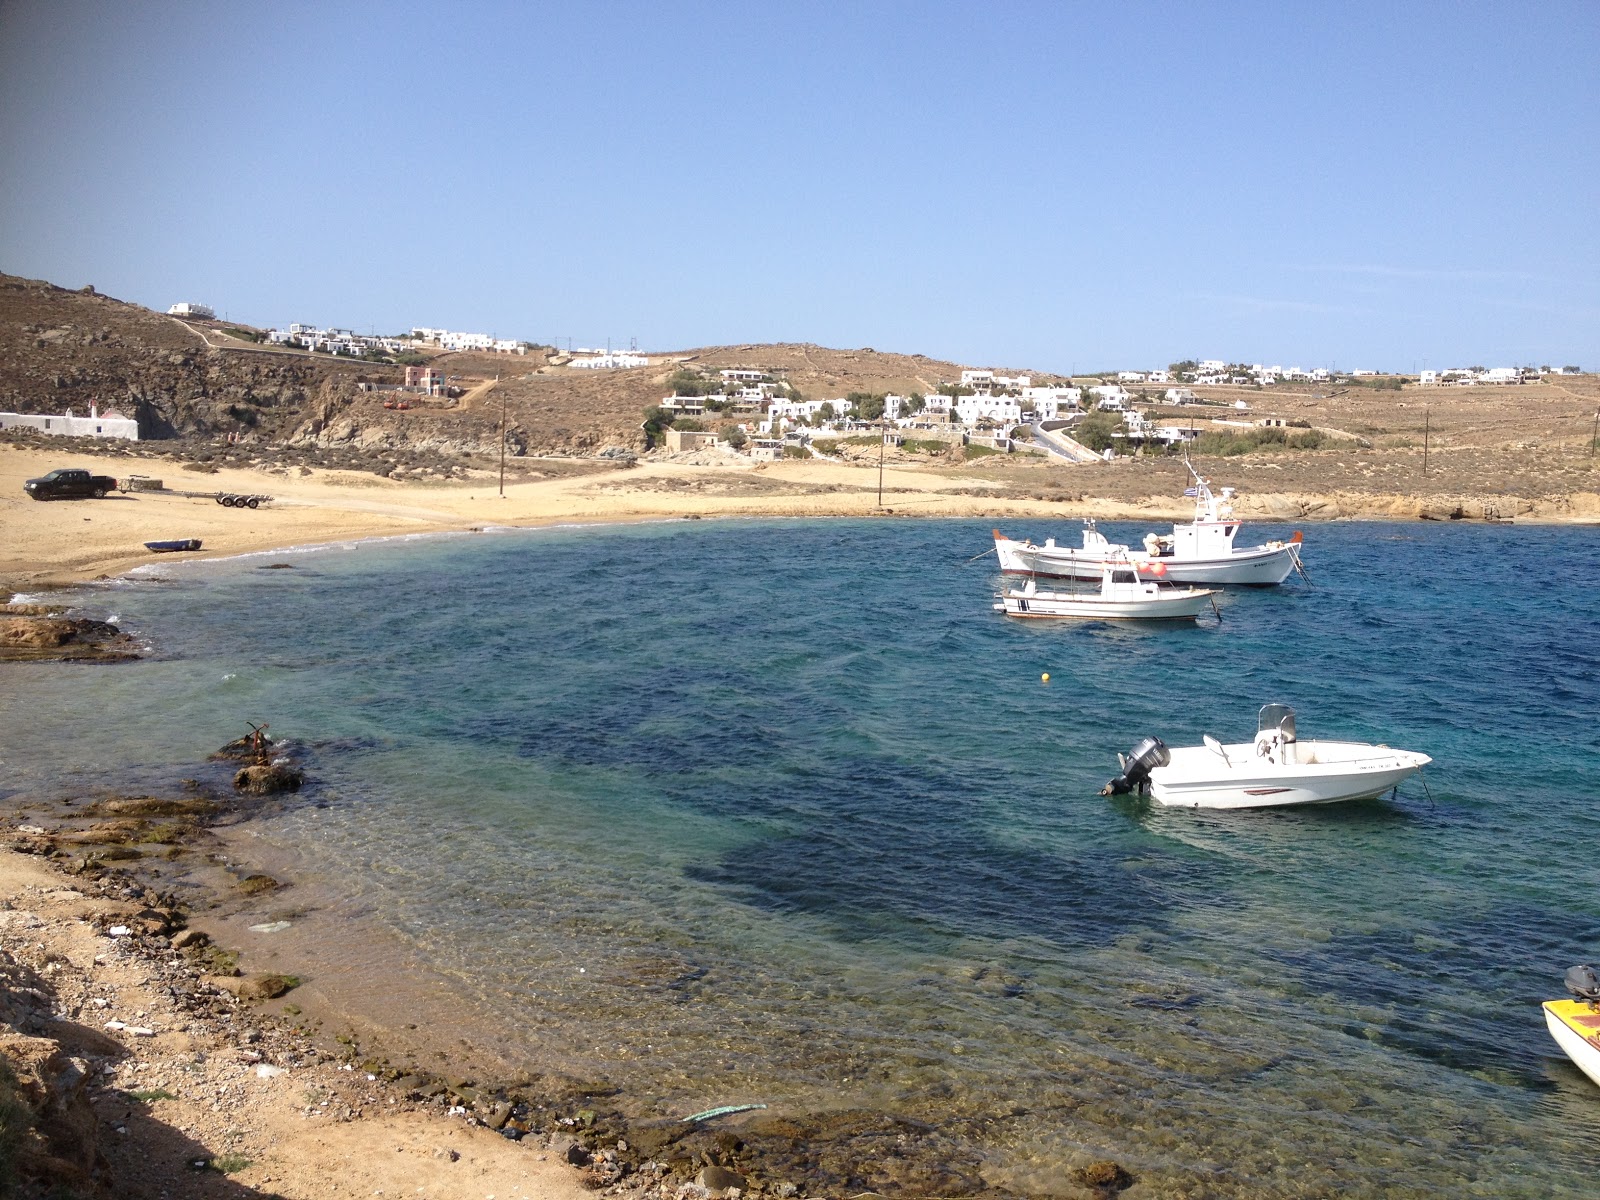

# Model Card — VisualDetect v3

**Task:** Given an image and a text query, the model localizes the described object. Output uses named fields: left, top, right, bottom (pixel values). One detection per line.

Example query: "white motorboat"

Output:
left=1544, top=966, right=1600, bottom=1089
left=1102, top=705, right=1431, bottom=809
left=993, top=467, right=1304, bottom=586
left=994, top=560, right=1217, bottom=621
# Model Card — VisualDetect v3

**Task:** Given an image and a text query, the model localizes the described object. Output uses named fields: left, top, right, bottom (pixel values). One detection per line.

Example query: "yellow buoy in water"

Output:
left=1041, top=672, right=1050, bottom=683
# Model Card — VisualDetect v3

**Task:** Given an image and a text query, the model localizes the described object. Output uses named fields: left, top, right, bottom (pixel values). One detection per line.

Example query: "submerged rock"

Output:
left=1076, top=1159, right=1134, bottom=1192
left=204, top=972, right=299, bottom=1000
left=233, top=764, right=303, bottom=794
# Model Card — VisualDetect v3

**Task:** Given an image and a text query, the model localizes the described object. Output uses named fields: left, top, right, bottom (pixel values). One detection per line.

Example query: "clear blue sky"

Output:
left=2, top=1, right=1595, bottom=373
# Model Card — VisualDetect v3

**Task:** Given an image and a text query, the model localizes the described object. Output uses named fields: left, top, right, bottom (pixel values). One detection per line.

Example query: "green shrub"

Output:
left=1191, top=426, right=1334, bottom=455
left=1074, top=411, right=1121, bottom=452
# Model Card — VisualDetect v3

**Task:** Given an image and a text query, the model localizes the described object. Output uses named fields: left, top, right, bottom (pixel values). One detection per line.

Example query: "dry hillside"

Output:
left=2, top=271, right=1596, bottom=505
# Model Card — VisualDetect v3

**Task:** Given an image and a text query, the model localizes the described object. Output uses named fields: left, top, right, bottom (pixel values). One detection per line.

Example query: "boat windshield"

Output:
left=1258, top=704, right=1297, bottom=740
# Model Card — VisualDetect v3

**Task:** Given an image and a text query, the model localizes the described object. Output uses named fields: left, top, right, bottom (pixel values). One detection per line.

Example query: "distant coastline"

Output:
left=5, top=443, right=1598, bottom=595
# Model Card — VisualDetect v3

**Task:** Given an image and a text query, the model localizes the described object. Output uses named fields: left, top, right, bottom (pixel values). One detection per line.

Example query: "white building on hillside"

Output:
left=571, top=351, right=649, bottom=369
left=1022, top=386, right=1081, bottom=420
left=0, top=403, right=139, bottom=441
left=168, top=302, right=214, bottom=319
left=956, top=395, right=1023, bottom=426
left=1089, top=385, right=1131, bottom=410
left=409, top=327, right=528, bottom=354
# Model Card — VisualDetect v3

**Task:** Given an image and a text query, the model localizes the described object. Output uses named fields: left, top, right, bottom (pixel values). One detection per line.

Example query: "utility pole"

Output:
left=877, top=412, right=886, bottom=508
left=1591, top=409, right=1598, bottom=459
left=498, top=376, right=506, bottom=496
left=1422, top=407, right=1430, bottom=476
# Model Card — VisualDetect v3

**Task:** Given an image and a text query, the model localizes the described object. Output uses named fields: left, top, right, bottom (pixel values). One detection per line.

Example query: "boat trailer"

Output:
left=118, top=476, right=273, bottom=508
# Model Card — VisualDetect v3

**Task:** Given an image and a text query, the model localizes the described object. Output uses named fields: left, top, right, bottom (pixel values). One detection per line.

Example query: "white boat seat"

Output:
left=1203, top=734, right=1230, bottom=766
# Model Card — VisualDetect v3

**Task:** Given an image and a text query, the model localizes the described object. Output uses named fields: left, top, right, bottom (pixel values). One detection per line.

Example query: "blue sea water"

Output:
left=4, top=516, right=1600, bottom=1196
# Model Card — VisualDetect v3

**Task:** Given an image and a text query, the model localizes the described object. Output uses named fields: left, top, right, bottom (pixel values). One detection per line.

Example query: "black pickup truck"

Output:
left=23, top=468, right=121, bottom=501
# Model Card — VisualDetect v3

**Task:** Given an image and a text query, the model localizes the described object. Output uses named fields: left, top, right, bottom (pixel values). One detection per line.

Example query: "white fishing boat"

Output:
left=993, top=467, right=1304, bottom=586
left=1102, top=705, right=1431, bottom=809
left=994, top=560, right=1217, bottom=621
left=1544, top=966, right=1600, bottom=1089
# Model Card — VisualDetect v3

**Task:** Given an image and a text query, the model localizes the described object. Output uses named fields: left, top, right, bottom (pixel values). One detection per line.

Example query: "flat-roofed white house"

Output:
left=0, top=403, right=139, bottom=441
left=168, top=302, right=214, bottom=319
left=720, top=368, right=767, bottom=383
left=1418, top=370, right=1438, bottom=386
left=1022, top=386, right=1081, bottom=420
left=571, top=352, right=649, bottom=369
left=1089, top=385, right=1130, bottom=411
left=955, top=395, right=1023, bottom=426
left=1164, top=387, right=1198, bottom=404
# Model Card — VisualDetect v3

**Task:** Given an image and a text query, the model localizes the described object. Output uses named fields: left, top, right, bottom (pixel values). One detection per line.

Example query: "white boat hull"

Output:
left=1544, top=1001, right=1600, bottom=1088
left=996, top=586, right=1214, bottom=621
left=1148, top=740, right=1431, bottom=809
left=996, top=537, right=1298, bottom=585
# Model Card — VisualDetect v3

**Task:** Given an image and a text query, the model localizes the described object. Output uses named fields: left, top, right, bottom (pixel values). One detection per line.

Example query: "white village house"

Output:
left=570, top=351, right=649, bottom=369
left=0, top=403, right=139, bottom=441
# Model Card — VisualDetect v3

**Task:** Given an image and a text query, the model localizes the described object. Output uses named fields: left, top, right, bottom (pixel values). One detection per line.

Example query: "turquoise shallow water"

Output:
left=4, top=517, right=1600, bottom=1195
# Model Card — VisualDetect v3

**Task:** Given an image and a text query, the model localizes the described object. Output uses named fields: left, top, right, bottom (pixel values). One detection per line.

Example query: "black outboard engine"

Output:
left=1566, top=964, right=1600, bottom=1004
left=1102, top=736, right=1170, bottom=796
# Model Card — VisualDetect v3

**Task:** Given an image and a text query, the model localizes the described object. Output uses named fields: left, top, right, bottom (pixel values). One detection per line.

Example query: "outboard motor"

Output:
left=1566, top=964, right=1600, bottom=1004
left=1102, top=736, right=1170, bottom=796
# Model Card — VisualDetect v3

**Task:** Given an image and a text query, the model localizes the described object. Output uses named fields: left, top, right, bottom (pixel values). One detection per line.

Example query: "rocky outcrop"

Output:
left=0, top=614, right=141, bottom=663
left=1, top=943, right=109, bottom=1197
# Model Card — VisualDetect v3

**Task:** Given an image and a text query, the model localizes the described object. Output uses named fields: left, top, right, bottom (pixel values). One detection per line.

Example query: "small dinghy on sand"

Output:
left=1102, top=704, right=1431, bottom=809
left=1544, top=965, right=1600, bottom=1089
left=144, top=539, right=202, bottom=553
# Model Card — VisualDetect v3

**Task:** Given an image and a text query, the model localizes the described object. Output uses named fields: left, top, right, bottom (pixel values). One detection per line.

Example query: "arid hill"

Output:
left=2, top=271, right=1597, bottom=504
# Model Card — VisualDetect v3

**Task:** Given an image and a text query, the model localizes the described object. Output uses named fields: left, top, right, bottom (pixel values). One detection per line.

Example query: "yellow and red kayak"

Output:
left=1543, top=998, right=1600, bottom=1088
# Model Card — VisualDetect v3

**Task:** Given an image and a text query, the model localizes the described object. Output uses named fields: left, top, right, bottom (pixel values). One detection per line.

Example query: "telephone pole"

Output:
left=498, top=377, right=506, bottom=496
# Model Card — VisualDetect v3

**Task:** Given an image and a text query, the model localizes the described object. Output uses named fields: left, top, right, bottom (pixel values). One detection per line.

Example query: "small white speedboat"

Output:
left=1102, top=705, right=1431, bottom=809
left=1544, top=965, right=1600, bottom=1089
left=994, top=561, right=1217, bottom=622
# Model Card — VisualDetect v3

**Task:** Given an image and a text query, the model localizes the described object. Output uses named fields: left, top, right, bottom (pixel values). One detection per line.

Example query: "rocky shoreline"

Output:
left=2, top=728, right=1145, bottom=1200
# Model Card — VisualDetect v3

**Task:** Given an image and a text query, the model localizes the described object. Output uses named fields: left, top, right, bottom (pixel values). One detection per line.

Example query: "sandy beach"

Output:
left=0, top=443, right=1106, bottom=590
left=6, top=442, right=1599, bottom=593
